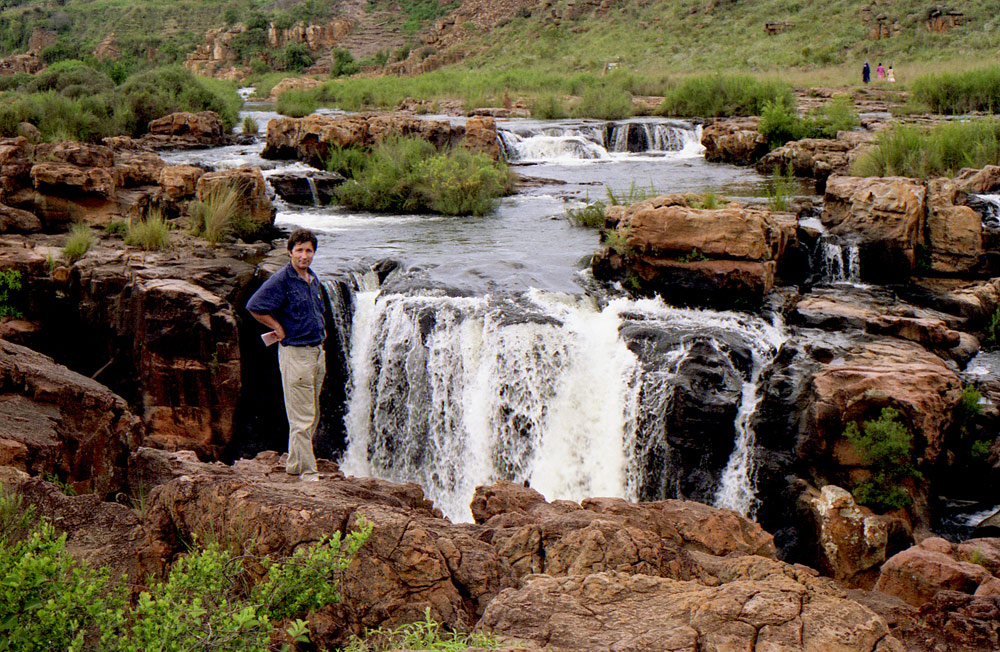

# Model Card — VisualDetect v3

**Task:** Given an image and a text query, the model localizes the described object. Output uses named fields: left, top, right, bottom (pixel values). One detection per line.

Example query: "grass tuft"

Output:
left=62, top=223, right=95, bottom=262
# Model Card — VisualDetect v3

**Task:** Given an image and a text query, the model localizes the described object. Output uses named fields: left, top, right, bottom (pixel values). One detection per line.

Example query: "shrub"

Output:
left=118, top=66, right=240, bottom=136
left=336, top=137, right=513, bottom=216
left=844, top=407, right=923, bottom=512
left=658, top=74, right=794, bottom=118
left=242, top=115, right=259, bottom=135
left=851, top=119, right=1000, bottom=178
left=566, top=201, right=605, bottom=228
left=529, top=93, right=568, bottom=119
left=759, top=95, right=859, bottom=149
left=27, top=60, right=114, bottom=98
left=281, top=43, right=316, bottom=73
left=189, top=181, right=244, bottom=243
left=0, top=488, right=372, bottom=652
left=105, top=220, right=129, bottom=237
left=911, top=66, right=1000, bottom=114
left=62, top=223, right=95, bottom=262
left=277, top=89, right=318, bottom=117
left=0, top=269, right=23, bottom=318
left=326, top=143, right=370, bottom=178
left=331, top=48, right=360, bottom=78
left=125, top=210, right=172, bottom=251
left=572, top=86, right=633, bottom=120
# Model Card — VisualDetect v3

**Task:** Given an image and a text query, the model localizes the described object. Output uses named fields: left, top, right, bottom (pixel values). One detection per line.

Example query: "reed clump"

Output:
left=851, top=119, right=1000, bottom=178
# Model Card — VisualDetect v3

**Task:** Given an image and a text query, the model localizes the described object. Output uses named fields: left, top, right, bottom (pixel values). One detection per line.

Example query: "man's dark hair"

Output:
left=287, top=228, right=318, bottom=251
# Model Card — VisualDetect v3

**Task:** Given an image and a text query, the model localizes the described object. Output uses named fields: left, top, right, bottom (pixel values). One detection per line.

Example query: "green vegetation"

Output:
left=851, top=119, right=1000, bottom=178
left=104, top=220, right=129, bottom=237
left=276, top=88, right=318, bottom=117
left=912, top=66, right=1000, bottom=114
left=572, top=85, right=633, bottom=120
left=528, top=93, right=569, bottom=119
left=687, top=190, right=724, bottom=210
left=331, top=47, right=361, bottom=78
left=242, top=115, right=259, bottom=135
left=62, top=223, right=95, bottom=262
left=658, top=74, right=794, bottom=118
left=325, top=144, right=368, bottom=178
left=987, top=307, right=1000, bottom=349
left=0, top=486, right=372, bottom=652
left=344, top=607, right=503, bottom=651
left=843, top=407, right=923, bottom=512
left=0, top=63, right=239, bottom=142
left=677, top=248, right=709, bottom=263
left=124, top=210, right=172, bottom=251
left=367, top=0, right=459, bottom=35
left=0, top=269, right=23, bottom=318
left=601, top=228, right=632, bottom=257
left=566, top=201, right=605, bottom=228
left=758, top=95, right=859, bottom=149
left=766, top=164, right=798, bottom=211
left=189, top=181, right=246, bottom=243
left=336, top=137, right=514, bottom=216
left=605, top=181, right=657, bottom=206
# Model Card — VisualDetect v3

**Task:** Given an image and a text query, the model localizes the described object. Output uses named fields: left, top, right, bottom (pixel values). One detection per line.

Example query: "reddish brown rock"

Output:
left=115, top=150, right=168, bottom=187
left=158, top=165, right=205, bottom=200
left=473, top=482, right=775, bottom=582
left=463, top=115, right=502, bottom=160
left=700, top=118, right=769, bottom=164
left=757, top=136, right=865, bottom=180
left=34, top=141, right=115, bottom=168
left=926, top=177, right=983, bottom=274
left=624, top=205, right=786, bottom=261
left=147, top=111, right=225, bottom=144
left=801, top=484, right=910, bottom=588
left=267, top=76, right=323, bottom=101
left=822, top=175, right=926, bottom=280
left=262, top=113, right=476, bottom=167
left=875, top=538, right=993, bottom=607
left=0, top=137, right=32, bottom=199
left=478, top=570, right=904, bottom=652
left=956, top=165, right=1000, bottom=193
left=0, top=203, right=41, bottom=233
left=0, top=339, right=141, bottom=496
left=194, top=167, right=275, bottom=232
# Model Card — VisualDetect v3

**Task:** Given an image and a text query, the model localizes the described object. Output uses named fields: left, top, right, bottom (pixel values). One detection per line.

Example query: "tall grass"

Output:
left=62, top=223, right=95, bottom=262
left=657, top=75, right=795, bottom=118
left=276, top=89, right=318, bottom=118
left=911, top=66, right=1000, bottom=114
left=528, top=93, right=569, bottom=119
left=851, top=119, right=1000, bottom=178
left=759, top=95, right=859, bottom=148
left=572, top=87, right=633, bottom=120
left=125, top=210, right=171, bottom=251
left=189, top=182, right=244, bottom=244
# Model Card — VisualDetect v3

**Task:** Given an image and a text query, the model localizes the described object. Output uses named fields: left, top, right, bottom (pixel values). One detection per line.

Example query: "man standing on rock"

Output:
left=247, top=228, right=326, bottom=482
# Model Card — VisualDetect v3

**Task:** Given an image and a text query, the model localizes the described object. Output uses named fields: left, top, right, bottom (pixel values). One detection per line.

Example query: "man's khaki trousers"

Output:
left=278, top=344, right=326, bottom=479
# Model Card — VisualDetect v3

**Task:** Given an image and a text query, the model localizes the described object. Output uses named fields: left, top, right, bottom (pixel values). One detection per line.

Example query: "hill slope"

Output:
left=0, top=0, right=997, bottom=79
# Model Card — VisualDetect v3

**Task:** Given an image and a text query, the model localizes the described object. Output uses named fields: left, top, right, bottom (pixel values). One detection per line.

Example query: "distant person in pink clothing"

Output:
left=876, top=62, right=886, bottom=81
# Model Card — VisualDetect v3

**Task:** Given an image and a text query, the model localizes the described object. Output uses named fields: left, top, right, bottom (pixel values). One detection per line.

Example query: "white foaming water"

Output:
left=498, top=120, right=703, bottom=163
left=821, top=238, right=862, bottom=284
left=341, top=286, right=786, bottom=522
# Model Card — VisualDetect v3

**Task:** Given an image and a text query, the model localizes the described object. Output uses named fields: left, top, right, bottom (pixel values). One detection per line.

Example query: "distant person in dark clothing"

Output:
left=862, top=61, right=871, bottom=84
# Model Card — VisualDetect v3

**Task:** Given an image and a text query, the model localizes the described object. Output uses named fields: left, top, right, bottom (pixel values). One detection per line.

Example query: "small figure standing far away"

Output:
left=876, top=62, right=886, bottom=81
left=247, top=228, right=328, bottom=482
left=862, top=61, right=871, bottom=84
left=887, top=65, right=896, bottom=83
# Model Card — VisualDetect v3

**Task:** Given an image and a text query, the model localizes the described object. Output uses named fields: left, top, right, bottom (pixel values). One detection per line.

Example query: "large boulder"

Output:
left=472, top=482, right=776, bottom=581
left=0, top=339, right=141, bottom=496
left=157, top=164, right=205, bottom=200
left=875, top=537, right=994, bottom=607
left=0, top=137, right=33, bottom=200
left=261, top=113, right=480, bottom=167
left=593, top=195, right=794, bottom=309
left=822, top=175, right=926, bottom=282
left=700, top=118, right=769, bottom=164
left=478, top=570, right=904, bottom=652
left=194, top=167, right=276, bottom=232
left=756, top=136, right=862, bottom=182
left=146, top=111, right=226, bottom=147
left=801, top=484, right=910, bottom=589
left=956, top=165, right=1000, bottom=194
left=926, top=177, right=983, bottom=275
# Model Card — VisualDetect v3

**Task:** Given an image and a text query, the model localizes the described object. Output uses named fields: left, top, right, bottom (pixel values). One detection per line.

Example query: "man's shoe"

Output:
left=300, top=474, right=319, bottom=482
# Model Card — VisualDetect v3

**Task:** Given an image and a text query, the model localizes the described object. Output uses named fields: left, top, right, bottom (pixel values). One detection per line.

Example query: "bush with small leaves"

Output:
left=843, top=407, right=923, bottom=512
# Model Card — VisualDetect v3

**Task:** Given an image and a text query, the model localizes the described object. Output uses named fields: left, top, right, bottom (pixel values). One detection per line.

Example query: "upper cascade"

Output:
left=497, top=119, right=704, bottom=163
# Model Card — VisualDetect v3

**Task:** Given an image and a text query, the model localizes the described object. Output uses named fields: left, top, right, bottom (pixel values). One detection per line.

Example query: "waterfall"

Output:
left=968, top=193, right=1000, bottom=224
left=339, top=283, right=785, bottom=522
left=820, top=237, right=861, bottom=284
left=497, top=119, right=701, bottom=163
left=305, top=176, right=320, bottom=207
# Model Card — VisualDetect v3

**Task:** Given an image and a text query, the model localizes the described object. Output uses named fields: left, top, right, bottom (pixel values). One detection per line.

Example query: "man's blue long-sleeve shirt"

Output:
left=246, top=263, right=326, bottom=346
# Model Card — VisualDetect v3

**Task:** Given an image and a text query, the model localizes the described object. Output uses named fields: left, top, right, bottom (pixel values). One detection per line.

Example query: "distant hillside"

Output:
left=1, top=0, right=997, bottom=80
